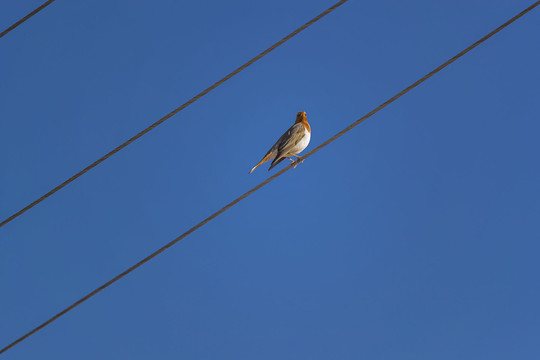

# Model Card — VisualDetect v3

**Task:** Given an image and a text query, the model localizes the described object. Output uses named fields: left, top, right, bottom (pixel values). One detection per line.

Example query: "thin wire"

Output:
left=0, top=0, right=56, bottom=39
left=1, top=0, right=538, bottom=355
left=0, top=0, right=348, bottom=229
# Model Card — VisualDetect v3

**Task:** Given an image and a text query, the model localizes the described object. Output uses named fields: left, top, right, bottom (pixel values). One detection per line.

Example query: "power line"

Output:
left=0, top=0, right=348, bottom=229
left=1, top=0, right=538, bottom=355
left=0, top=0, right=56, bottom=39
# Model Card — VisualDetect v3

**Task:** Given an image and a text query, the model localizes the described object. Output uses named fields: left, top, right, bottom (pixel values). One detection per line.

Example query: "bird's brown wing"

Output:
left=250, top=125, right=294, bottom=173
left=267, top=124, right=305, bottom=170
left=275, top=123, right=305, bottom=157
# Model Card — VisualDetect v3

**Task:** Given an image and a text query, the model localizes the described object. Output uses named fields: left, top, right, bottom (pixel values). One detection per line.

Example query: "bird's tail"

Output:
left=249, top=152, right=273, bottom=174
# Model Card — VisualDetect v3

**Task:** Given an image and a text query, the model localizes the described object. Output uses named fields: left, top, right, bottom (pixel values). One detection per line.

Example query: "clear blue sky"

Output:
left=1, top=0, right=539, bottom=358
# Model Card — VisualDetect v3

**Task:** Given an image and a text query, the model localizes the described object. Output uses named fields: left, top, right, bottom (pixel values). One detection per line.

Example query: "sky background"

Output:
left=1, top=0, right=539, bottom=358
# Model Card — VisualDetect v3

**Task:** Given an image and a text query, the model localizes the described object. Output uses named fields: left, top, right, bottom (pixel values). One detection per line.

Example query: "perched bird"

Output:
left=249, top=111, right=311, bottom=173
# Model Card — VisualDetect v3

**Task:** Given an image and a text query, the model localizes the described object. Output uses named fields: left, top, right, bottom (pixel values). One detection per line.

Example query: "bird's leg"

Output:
left=291, top=155, right=304, bottom=164
left=287, top=157, right=298, bottom=168
left=286, top=155, right=304, bottom=168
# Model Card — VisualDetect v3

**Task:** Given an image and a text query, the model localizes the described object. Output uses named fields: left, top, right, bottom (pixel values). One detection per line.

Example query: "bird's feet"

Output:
left=288, top=156, right=304, bottom=168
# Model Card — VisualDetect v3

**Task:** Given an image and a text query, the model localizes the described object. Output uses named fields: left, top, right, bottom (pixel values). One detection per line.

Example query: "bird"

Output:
left=249, top=111, right=311, bottom=173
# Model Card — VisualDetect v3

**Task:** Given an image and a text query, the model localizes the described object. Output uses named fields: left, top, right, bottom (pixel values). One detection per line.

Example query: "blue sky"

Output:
left=1, top=0, right=539, bottom=358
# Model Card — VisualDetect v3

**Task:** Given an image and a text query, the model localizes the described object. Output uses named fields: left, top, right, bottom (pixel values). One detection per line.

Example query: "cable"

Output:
left=0, top=0, right=56, bottom=39
left=0, top=0, right=348, bottom=229
left=1, top=0, right=538, bottom=355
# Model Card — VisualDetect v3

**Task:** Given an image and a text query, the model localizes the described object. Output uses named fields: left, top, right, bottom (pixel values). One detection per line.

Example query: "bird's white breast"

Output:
left=290, top=128, right=311, bottom=155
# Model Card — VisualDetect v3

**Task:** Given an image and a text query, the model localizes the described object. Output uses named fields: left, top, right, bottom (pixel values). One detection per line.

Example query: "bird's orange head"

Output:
left=295, top=111, right=307, bottom=124
left=295, top=111, right=310, bottom=132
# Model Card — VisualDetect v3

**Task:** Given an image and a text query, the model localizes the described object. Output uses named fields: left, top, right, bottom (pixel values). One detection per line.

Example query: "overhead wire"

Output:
left=0, top=0, right=348, bottom=229
left=0, top=0, right=56, bottom=39
left=1, top=0, right=539, bottom=355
